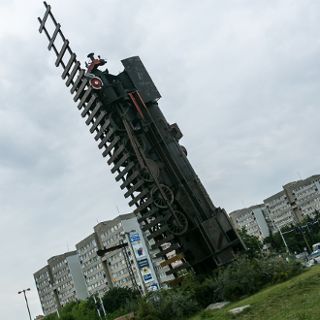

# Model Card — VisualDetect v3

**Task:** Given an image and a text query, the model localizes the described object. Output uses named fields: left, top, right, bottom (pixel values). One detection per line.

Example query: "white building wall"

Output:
left=66, top=255, right=88, bottom=300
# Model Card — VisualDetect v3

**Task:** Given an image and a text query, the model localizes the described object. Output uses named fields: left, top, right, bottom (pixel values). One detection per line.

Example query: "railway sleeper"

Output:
left=137, top=207, right=159, bottom=223
left=111, top=153, right=130, bottom=174
left=146, top=225, right=169, bottom=240
left=102, top=136, right=120, bottom=157
left=66, top=61, right=80, bottom=87
left=98, top=128, right=114, bottom=149
left=155, top=243, right=181, bottom=258
left=115, top=162, right=135, bottom=181
left=124, top=179, right=145, bottom=198
left=128, top=189, right=149, bottom=207
left=134, top=198, right=153, bottom=214
left=78, top=88, right=94, bottom=112
left=85, top=102, right=103, bottom=125
left=73, top=78, right=88, bottom=101
left=165, top=262, right=190, bottom=276
left=150, top=234, right=175, bottom=250
left=94, top=118, right=111, bottom=141
left=107, top=144, right=126, bottom=165
left=141, top=214, right=170, bottom=231
left=120, top=170, right=140, bottom=189
left=89, top=111, right=107, bottom=133
left=79, top=93, right=96, bottom=114
left=62, top=53, right=77, bottom=80
left=70, top=69, right=85, bottom=94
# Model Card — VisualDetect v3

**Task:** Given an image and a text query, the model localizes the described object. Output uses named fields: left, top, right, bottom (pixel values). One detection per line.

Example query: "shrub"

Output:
left=258, top=255, right=303, bottom=284
left=214, top=254, right=303, bottom=301
left=102, top=287, right=140, bottom=314
left=136, top=288, right=200, bottom=320
left=215, top=256, right=263, bottom=300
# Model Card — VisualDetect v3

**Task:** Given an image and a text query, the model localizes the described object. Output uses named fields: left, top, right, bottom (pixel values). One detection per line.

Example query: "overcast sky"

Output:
left=1, top=0, right=320, bottom=319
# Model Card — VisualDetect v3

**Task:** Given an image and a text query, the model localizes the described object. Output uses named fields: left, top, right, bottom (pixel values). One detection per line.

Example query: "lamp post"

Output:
left=18, top=288, right=32, bottom=320
left=96, top=241, right=140, bottom=293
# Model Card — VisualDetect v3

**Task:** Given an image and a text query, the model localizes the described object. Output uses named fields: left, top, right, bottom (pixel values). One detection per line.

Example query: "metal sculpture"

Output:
left=38, top=2, right=244, bottom=280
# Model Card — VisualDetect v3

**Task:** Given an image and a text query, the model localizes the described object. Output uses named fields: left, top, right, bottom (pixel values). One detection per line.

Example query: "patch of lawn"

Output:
left=190, top=265, right=320, bottom=320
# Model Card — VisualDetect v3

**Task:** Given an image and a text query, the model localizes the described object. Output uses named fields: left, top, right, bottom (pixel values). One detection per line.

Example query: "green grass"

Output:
left=190, top=265, right=320, bottom=320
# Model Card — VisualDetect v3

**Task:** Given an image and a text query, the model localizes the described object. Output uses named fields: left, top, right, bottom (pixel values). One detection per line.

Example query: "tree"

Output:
left=102, top=287, right=140, bottom=314
left=238, top=227, right=262, bottom=258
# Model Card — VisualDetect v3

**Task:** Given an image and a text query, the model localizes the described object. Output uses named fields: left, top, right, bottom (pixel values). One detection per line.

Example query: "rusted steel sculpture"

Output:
left=38, top=2, right=243, bottom=280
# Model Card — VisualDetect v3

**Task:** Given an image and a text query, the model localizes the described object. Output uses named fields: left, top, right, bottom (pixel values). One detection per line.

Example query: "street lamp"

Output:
left=96, top=240, right=140, bottom=293
left=18, top=288, right=32, bottom=320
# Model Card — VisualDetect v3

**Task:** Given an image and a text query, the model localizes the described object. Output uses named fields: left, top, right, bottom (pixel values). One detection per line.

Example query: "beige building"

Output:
left=264, top=175, right=320, bottom=231
left=283, top=175, right=320, bottom=221
left=76, top=233, right=111, bottom=297
left=34, top=251, right=88, bottom=316
left=34, top=266, right=57, bottom=316
left=34, top=213, right=172, bottom=315
left=93, top=213, right=161, bottom=293
left=263, top=191, right=294, bottom=231
left=229, top=175, right=320, bottom=235
left=229, top=204, right=270, bottom=241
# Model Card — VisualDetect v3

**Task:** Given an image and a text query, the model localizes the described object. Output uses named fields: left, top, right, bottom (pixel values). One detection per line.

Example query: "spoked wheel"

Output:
left=151, top=184, right=174, bottom=209
left=167, top=210, right=189, bottom=235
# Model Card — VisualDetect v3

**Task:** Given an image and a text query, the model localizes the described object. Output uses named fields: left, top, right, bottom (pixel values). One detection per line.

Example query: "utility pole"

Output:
left=270, top=219, right=290, bottom=253
left=18, top=288, right=32, bottom=320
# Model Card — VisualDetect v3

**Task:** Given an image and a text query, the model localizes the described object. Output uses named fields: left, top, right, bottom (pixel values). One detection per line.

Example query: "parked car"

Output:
left=305, top=249, right=320, bottom=267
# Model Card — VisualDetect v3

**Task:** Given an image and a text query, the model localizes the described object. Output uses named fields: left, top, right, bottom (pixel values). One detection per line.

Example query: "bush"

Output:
left=102, top=287, right=140, bottom=314
left=258, top=255, right=303, bottom=284
left=136, top=288, right=200, bottom=320
left=214, top=254, right=303, bottom=301
left=179, top=274, right=221, bottom=308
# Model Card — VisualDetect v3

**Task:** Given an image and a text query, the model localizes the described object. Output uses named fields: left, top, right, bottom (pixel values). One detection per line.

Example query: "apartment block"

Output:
left=263, top=191, right=294, bottom=231
left=283, top=175, right=320, bottom=221
left=34, top=251, right=88, bottom=316
left=264, top=175, right=320, bottom=231
left=94, top=213, right=160, bottom=293
left=229, top=204, right=270, bottom=241
left=34, top=266, right=57, bottom=316
left=75, top=233, right=111, bottom=297
left=34, top=214, right=177, bottom=314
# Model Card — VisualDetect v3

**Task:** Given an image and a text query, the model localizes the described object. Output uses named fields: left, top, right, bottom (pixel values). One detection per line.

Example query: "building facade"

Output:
left=94, top=213, right=161, bottom=294
left=283, top=175, right=320, bottom=221
left=34, top=251, right=88, bottom=316
left=34, top=213, right=177, bottom=315
left=230, top=175, right=320, bottom=237
left=34, top=266, right=57, bottom=316
left=263, top=191, right=294, bottom=232
left=263, top=175, right=320, bottom=231
left=229, top=204, right=270, bottom=241
left=75, top=233, right=111, bottom=297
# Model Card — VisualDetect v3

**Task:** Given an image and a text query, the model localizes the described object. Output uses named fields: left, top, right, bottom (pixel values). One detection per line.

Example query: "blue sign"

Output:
left=137, top=258, right=149, bottom=269
left=129, top=233, right=140, bottom=242
left=143, top=273, right=153, bottom=281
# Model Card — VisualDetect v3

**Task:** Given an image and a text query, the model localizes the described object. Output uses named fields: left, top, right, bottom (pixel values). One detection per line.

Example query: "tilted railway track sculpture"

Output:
left=38, top=2, right=244, bottom=280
